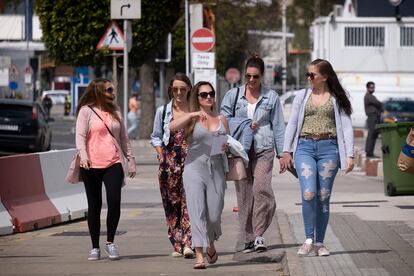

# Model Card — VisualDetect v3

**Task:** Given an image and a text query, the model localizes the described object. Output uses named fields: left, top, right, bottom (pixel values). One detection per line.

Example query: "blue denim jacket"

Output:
left=220, top=85, right=285, bottom=156
left=150, top=101, right=173, bottom=147
left=283, top=89, right=354, bottom=170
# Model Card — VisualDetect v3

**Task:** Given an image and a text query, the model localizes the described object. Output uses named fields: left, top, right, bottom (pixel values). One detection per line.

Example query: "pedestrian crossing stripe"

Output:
left=97, top=20, right=125, bottom=51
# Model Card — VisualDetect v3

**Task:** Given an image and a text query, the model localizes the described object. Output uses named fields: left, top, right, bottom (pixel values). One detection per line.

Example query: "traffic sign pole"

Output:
left=123, top=20, right=128, bottom=129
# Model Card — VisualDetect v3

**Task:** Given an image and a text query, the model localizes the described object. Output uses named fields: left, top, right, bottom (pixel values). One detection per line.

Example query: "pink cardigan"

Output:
left=65, top=106, right=136, bottom=186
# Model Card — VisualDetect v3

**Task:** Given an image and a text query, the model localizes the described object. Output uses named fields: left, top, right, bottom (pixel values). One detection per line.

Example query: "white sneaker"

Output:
left=105, top=243, right=120, bottom=260
left=171, top=251, right=183, bottom=257
left=88, top=248, right=100, bottom=261
left=183, top=247, right=194, bottom=259
left=314, top=244, right=330, bottom=256
left=297, top=240, right=314, bottom=256
left=254, top=236, right=267, bottom=251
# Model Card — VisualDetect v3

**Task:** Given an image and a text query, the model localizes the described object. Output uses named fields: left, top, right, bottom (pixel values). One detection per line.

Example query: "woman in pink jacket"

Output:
left=68, top=78, right=136, bottom=261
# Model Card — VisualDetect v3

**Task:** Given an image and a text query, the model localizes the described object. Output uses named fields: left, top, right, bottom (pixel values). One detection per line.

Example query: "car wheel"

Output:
left=36, top=134, right=45, bottom=152
left=46, top=134, right=52, bottom=151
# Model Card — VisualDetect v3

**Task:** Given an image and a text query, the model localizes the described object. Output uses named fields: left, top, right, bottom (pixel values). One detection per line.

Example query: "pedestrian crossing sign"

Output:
left=97, top=20, right=125, bottom=51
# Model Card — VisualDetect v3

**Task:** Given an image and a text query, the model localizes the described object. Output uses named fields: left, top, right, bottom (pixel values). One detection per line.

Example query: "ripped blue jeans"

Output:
left=294, top=138, right=340, bottom=243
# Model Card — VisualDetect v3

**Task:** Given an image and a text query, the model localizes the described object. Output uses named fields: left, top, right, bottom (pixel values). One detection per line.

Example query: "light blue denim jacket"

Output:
left=150, top=101, right=173, bottom=147
left=283, top=89, right=354, bottom=170
left=220, top=85, right=285, bottom=156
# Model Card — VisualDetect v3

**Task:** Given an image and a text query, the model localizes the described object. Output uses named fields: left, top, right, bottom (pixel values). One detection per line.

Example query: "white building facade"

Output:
left=311, top=6, right=414, bottom=127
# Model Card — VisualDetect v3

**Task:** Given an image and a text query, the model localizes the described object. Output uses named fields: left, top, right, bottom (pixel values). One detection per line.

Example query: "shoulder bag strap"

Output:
left=161, top=104, right=167, bottom=137
left=88, top=106, right=127, bottom=158
left=88, top=105, right=115, bottom=138
left=232, top=87, right=240, bottom=117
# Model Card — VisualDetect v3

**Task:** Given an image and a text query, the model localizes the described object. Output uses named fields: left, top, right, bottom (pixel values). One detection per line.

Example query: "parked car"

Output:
left=0, top=99, right=52, bottom=153
left=41, top=90, right=69, bottom=105
left=381, top=98, right=414, bottom=123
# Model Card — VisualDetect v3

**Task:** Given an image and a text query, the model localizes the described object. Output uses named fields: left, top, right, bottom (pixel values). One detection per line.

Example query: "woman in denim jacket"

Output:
left=220, top=55, right=286, bottom=253
left=150, top=73, right=194, bottom=258
left=281, top=59, right=354, bottom=257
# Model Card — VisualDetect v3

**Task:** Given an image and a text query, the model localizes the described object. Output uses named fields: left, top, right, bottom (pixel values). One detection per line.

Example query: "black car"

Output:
left=381, top=98, right=414, bottom=123
left=0, top=99, right=52, bottom=153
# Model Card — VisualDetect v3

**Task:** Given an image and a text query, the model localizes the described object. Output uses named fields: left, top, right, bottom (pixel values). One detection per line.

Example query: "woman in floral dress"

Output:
left=151, top=73, right=194, bottom=258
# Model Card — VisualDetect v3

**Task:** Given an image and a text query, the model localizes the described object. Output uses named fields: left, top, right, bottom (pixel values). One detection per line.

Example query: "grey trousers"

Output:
left=183, top=156, right=226, bottom=248
left=235, top=148, right=276, bottom=243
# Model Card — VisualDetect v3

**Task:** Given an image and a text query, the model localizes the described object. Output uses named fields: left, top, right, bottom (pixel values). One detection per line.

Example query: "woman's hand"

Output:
left=250, top=121, right=259, bottom=130
left=128, top=171, right=136, bottom=178
left=222, top=142, right=229, bottom=152
left=192, top=111, right=207, bottom=121
left=80, top=159, right=90, bottom=170
left=155, top=147, right=164, bottom=163
left=345, top=157, right=354, bottom=174
left=279, top=152, right=293, bottom=174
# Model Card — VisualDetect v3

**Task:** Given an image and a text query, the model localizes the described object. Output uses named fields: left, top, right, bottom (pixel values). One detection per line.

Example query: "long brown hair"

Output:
left=311, top=59, right=353, bottom=116
left=184, top=81, right=216, bottom=139
left=167, top=72, right=192, bottom=100
left=76, top=78, right=121, bottom=124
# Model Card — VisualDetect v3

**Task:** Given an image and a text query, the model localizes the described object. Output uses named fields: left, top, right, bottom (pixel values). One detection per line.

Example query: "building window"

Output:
left=400, top=27, right=414, bottom=47
left=345, top=26, right=385, bottom=47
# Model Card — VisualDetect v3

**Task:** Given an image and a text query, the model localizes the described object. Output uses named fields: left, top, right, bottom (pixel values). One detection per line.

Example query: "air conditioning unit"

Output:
left=333, top=5, right=343, bottom=17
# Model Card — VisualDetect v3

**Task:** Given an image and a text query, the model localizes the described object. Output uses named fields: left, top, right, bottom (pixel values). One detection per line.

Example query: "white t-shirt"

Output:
left=247, top=102, right=257, bottom=119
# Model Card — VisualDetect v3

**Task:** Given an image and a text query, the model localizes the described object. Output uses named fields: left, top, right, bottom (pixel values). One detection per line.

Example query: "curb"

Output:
left=276, top=210, right=304, bottom=276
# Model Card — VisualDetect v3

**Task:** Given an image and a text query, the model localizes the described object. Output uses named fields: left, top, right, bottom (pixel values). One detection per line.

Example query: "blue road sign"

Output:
left=9, top=81, right=18, bottom=90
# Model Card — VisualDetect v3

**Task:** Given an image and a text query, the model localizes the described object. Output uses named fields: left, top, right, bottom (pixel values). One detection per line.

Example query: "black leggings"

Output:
left=80, top=163, right=124, bottom=249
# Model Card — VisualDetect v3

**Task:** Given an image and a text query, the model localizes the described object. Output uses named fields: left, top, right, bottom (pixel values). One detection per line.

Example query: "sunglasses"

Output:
left=172, top=87, right=188, bottom=93
left=245, top=73, right=260, bottom=80
left=198, top=91, right=216, bottom=99
left=105, top=87, right=114, bottom=94
left=305, top=72, right=317, bottom=80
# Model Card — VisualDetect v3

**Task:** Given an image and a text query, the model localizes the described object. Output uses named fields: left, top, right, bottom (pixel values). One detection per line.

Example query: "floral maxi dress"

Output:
left=158, top=129, right=192, bottom=253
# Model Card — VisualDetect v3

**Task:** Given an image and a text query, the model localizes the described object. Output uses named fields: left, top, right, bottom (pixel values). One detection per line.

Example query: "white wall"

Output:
left=312, top=17, right=414, bottom=73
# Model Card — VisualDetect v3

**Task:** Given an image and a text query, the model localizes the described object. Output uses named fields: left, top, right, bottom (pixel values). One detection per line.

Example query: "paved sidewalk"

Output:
left=0, top=138, right=413, bottom=275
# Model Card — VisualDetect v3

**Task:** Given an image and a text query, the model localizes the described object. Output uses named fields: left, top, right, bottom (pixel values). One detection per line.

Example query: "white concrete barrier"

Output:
left=0, top=200, right=13, bottom=235
left=38, top=149, right=87, bottom=222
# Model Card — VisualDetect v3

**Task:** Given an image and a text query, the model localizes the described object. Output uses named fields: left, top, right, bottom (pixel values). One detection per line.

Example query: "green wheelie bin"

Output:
left=376, top=122, right=414, bottom=196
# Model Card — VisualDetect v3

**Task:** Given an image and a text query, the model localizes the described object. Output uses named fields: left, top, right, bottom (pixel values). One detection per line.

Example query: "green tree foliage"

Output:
left=35, top=0, right=181, bottom=66
left=287, top=0, right=343, bottom=50
left=215, top=0, right=280, bottom=75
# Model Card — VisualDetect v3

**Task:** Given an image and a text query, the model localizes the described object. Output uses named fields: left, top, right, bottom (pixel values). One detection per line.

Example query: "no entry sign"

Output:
left=191, top=28, right=215, bottom=52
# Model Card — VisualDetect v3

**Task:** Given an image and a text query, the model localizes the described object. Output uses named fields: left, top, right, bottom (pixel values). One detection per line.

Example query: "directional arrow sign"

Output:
left=97, top=21, right=125, bottom=51
left=191, top=28, right=215, bottom=52
left=111, top=0, right=141, bottom=19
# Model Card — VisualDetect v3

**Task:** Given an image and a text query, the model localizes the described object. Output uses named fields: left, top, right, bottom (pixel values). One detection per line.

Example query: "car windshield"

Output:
left=384, top=101, right=414, bottom=112
left=0, top=104, right=32, bottom=120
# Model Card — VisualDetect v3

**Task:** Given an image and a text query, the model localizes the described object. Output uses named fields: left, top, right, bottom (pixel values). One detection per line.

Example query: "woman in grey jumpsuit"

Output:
left=169, top=81, right=229, bottom=269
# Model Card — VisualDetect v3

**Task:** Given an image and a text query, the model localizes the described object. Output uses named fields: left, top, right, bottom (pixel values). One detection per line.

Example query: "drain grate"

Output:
left=52, top=230, right=127, bottom=236
left=295, top=200, right=387, bottom=206
left=342, top=205, right=379, bottom=207
left=395, top=205, right=414, bottom=209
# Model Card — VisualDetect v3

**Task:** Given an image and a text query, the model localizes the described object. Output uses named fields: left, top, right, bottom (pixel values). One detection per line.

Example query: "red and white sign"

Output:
left=191, top=28, right=215, bottom=52
left=97, top=20, right=125, bottom=51
left=225, top=68, right=241, bottom=84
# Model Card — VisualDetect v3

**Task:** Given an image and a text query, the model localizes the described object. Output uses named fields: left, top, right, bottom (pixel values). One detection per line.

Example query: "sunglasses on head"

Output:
left=198, top=91, right=216, bottom=99
left=172, top=87, right=188, bottom=93
left=245, top=73, right=260, bottom=80
left=306, top=72, right=318, bottom=80
left=105, top=87, right=114, bottom=94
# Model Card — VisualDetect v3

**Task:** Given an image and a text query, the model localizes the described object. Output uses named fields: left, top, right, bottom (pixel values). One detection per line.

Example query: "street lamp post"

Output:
left=282, top=0, right=287, bottom=94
